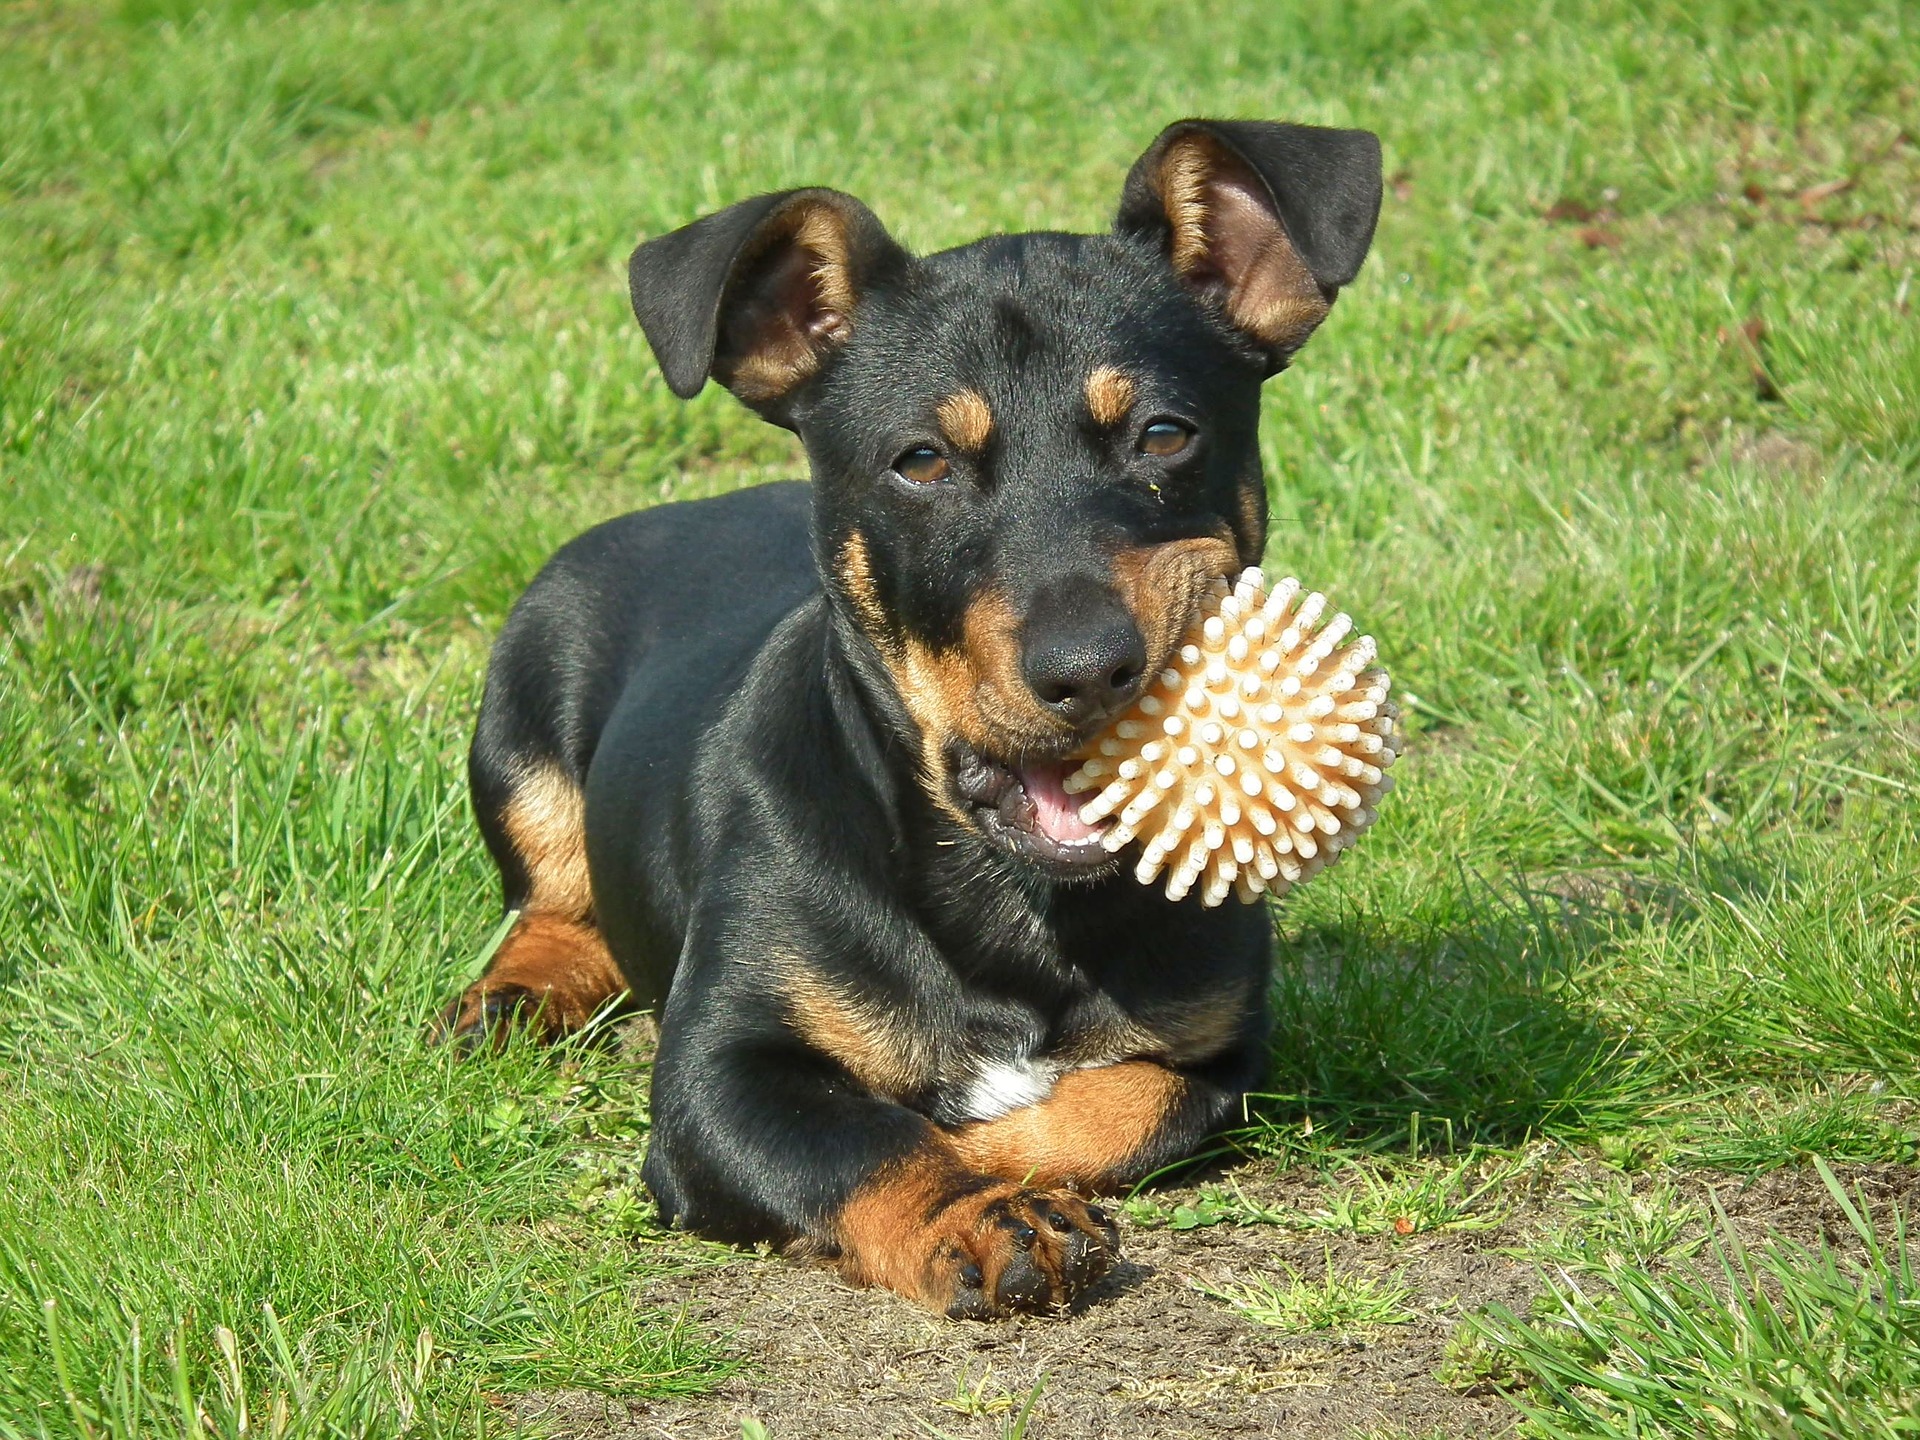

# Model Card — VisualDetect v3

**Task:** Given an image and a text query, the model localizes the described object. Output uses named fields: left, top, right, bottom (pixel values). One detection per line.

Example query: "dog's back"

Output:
left=460, top=481, right=815, bottom=1024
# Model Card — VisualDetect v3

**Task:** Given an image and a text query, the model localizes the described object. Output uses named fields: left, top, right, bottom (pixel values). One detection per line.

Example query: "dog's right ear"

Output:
left=628, top=189, right=908, bottom=418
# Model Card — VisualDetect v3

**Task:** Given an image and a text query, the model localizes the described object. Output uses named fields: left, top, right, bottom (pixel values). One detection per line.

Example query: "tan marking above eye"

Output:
left=935, top=389, right=993, bottom=453
left=1085, top=366, right=1136, bottom=427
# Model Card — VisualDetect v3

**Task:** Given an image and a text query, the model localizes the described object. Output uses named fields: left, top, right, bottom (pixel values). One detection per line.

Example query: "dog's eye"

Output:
left=892, top=447, right=951, bottom=485
left=1139, top=421, right=1194, bottom=458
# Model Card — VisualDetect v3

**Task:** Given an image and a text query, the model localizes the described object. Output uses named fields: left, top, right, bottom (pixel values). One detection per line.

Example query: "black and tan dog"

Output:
left=436, top=120, right=1382, bottom=1318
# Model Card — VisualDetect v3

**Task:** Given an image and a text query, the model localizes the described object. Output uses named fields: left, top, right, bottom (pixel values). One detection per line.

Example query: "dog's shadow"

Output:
left=1073, top=1253, right=1157, bottom=1312
left=1255, top=871, right=1663, bottom=1145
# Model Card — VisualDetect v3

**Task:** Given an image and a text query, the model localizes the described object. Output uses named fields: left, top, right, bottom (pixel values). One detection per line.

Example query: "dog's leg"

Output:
left=643, top=1009, right=1119, bottom=1318
left=435, top=759, right=629, bottom=1048
left=945, top=1058, right=1245, bottom=1192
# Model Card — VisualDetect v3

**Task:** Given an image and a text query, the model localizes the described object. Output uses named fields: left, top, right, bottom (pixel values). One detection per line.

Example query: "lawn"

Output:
left=1, top=0, right=1916, bottom=1435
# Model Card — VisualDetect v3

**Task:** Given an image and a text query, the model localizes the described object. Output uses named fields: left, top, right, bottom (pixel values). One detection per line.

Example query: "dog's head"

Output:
left=630, top=120, right=1382, bottom=876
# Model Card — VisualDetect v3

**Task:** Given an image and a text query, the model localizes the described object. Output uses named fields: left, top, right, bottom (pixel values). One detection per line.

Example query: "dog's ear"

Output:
left=1115, top=120, right=1382, bottom=372
left=628, top=188, right=908, bottom=416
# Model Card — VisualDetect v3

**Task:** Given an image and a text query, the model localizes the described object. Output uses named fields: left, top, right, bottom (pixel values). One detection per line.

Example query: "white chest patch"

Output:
left=959, top=1057, right=1061, bottom=1122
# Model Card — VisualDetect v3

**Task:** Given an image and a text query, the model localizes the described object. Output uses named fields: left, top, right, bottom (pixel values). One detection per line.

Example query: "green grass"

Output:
left=1124, top=1153, right=1524, bottom=1235
left=3, top=0, right=1917, bottom=1434
left=1197, top=1256, right=1424, bottom=1335
left=1476, top=1162, right=1920, bottom=1439
left=1519, top=1176, right=1708, bottom=1275
left=914, top=1375, right=1049, bottom=1440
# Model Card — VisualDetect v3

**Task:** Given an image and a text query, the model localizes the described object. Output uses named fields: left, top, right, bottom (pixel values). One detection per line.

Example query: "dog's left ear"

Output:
left=1115, top=119, right=1382, bottom=372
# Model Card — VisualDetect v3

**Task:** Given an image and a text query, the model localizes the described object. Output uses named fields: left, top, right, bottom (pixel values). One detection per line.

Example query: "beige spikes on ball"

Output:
left=1065, top=568, right=1399, bottom=907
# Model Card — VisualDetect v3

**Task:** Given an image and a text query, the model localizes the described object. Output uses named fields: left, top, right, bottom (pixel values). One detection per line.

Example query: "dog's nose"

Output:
left=1021, top=588, right=1149, bottom=727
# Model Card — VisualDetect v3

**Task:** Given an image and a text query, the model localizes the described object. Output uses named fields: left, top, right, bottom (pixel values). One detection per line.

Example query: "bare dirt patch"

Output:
left=517, top=1158, right=1920, bottom=1439
left=1706, top=1161, right=1920, bottom=1249
left=521, top=1165, right=1545, bottom=1440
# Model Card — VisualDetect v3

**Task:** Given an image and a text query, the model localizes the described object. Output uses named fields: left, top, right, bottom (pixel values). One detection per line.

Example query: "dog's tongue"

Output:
left=1018, top=761, right=1102, bottom=845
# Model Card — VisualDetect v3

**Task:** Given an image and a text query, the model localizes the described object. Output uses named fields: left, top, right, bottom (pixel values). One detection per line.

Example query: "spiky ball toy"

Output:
left=1065, top=568, right=1399, bottom=907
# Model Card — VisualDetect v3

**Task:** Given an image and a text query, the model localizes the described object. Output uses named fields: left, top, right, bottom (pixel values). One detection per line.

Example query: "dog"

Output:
left=436, top=119, right=1382, bottom=1318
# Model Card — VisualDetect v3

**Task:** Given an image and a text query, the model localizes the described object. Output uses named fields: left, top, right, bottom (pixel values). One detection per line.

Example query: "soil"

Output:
left=1703, top=1161, right=1920, bottom=1249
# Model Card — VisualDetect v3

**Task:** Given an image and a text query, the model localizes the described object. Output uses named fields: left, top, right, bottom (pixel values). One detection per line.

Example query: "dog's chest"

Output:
left=955, top=1053, right=1064, bottom=1121
left=932, top=983, right=1241, bottom=1124
left=927, top=1003, right=1064, bottom=1124
left=914, top=879, right=1260, bottom=1125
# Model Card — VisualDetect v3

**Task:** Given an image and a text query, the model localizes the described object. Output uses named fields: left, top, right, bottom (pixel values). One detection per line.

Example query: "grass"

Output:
left=914, top=1375, right=1048, bottom=1440
left=2, top=0, right=1916, bottom=1434
left=1196, top=1256, right=1423, bottom=1335
left=1475, top=1162, right=1920, bottom=1439
left=931, top=1365, right=1023, bottom=1419
left=1519, top=1176, right=1708, bottom=1275
left=1124, top=1153, right=1525, bottom=1235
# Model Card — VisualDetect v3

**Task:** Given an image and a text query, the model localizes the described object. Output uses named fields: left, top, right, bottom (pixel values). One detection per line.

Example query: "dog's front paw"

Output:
left=836, top=1166, right=1120, bottom=1319
left=938, top=1186, right=1121, bottom=1319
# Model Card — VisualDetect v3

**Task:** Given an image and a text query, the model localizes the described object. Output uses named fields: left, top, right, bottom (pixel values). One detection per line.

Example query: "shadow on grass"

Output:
left=1541, top=848, right=1791, bottom=931
left=1244, top=875, right=1647, bottom=1155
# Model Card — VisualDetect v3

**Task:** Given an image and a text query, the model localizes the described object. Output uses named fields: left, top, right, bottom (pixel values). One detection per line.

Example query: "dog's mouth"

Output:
left=949, top=744, right=1118, bottom=875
